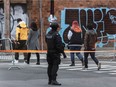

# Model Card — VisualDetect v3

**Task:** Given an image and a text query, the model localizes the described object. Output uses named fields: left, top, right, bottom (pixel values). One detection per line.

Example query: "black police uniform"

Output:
left=45, top=22, right=64, bottom=85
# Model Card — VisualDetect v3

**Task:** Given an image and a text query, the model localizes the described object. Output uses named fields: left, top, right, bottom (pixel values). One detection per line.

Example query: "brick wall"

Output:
left=38, top=0, right=116, bottom=49
left=1, top=0, right=116, bottom=49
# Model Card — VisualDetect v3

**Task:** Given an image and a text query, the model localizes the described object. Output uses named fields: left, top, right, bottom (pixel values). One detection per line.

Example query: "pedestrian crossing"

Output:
left=36, top=61, right=116, bottom=75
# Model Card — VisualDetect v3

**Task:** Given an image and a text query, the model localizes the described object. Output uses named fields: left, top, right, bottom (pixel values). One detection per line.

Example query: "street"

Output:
left=0, top=57, right=116, bottom=87
left=0, top=0, right=116, bottom=86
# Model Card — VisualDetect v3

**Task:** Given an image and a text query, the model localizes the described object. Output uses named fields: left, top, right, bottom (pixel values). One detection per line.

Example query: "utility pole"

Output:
left=3, top=0, right=10, bottom=50
left=3, top=0, right=10, bottom=38
left=39, top=0, right=44, bottom=50
left=49, top=0, right=57, bottom=22
left=50, top=0, right=55, bottom=21
left=50, top=0, right=54, bottom=17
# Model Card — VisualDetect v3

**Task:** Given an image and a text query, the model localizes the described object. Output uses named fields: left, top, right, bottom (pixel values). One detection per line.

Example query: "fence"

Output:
left=0, top=36, right=116, bottom=70
left=97, top=34, right=116, bottom=61
left=0, top=38, right=20, bottom=70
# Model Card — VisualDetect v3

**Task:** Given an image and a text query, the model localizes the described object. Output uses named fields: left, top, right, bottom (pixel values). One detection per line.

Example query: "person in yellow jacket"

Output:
left=14, top=18, right=29, bottom=63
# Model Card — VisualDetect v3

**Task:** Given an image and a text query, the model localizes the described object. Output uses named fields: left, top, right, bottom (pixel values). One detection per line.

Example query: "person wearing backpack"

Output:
left=14, top=18, right=29, bottom=63
left=84, top=23, right=101, bottom=70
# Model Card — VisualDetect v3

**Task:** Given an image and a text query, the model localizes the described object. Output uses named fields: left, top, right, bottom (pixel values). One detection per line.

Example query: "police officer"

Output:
left=45, top=22, right=64, bottom=86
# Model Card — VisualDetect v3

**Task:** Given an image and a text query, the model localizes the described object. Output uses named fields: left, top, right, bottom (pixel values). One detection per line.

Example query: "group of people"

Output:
left=67, top=20, right=101, bottom=70
left=11, top=18, right=101, bottom=86
left=45, top=20, right=102, bottom=85
left=11, top=18, right=40, bottom=65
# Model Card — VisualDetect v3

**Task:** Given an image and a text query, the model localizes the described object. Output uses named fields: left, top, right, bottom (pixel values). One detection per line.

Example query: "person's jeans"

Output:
left=27, top=53, right=40, bottom=64
left=69, top=46, right=83, bottom=62
left=84, top=51, right=98, bottom=68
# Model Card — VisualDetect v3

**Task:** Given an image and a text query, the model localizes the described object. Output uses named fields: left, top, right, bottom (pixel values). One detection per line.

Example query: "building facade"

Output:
left=0, top=0, right=116, bottom=49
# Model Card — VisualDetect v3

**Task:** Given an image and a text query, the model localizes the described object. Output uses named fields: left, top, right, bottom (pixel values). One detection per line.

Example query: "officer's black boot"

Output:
left=48, top=75, right=52, bottom=85
left=51, top=80, right=61, bottom=86
left=48, top=79, right=52, bottom=85
left=70, top=61, right=75, bottom=66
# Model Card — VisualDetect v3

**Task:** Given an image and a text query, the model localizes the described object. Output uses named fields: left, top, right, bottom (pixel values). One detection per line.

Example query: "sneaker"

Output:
left=11, top=60, right=14, bottom=64
left=51, top=80, right=61, bottom=86
left=82, top=63, right=85, bottom=69
left=82, top=66, right=85, bottom=70
left=24, top=61, right=27, bottom=64
left=82, top=67, right=88, bottom=70
left=14, top=60, right=19, bottom=63
left=98, top=63, right=101, bottom=70
left=69, top=63, right=75, bottom=66
left=82, top=62, right=85, bottom=67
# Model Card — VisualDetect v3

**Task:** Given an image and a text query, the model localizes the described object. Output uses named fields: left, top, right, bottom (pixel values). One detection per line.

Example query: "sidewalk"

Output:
left=0, top=46, right=116, bottom=63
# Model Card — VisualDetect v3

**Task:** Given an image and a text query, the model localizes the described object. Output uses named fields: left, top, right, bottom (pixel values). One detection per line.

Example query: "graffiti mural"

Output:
left=59, top=8, right=116, bottom=48
left=0, top=4, right=28, bottom=40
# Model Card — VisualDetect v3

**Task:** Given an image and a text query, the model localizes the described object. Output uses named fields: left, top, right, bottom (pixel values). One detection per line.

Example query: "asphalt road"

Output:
left=0, top=59, right=116, bottom=87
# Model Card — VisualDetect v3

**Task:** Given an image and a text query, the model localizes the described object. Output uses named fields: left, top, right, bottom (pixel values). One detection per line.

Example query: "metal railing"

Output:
left=0, top=38, right=20, bottom=70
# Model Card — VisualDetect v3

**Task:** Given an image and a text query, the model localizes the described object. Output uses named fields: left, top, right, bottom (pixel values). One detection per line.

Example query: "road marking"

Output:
left=28, top=61, right=116, bottom=75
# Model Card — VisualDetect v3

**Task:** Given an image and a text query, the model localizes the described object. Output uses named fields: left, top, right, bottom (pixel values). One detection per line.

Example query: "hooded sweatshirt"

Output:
left=68, top=21, right=83, bottom=45
left=16, top=21, right=29, bottom=41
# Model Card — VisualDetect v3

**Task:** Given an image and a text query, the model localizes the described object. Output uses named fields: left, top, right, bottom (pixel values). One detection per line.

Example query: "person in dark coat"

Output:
left=84, top=23, right=101, bottom=70
left=26, top=21, right=40, bottom=65
left=45, top=22, right=64, bottom=86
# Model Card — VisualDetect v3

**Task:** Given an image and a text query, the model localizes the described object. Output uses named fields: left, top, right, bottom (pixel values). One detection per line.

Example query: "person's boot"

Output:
left=97, top=63, right=101, bottom=70
left=26, top=61, right=29, bottom=64
left=36, top=62, right=40, bottom=65
left=26, top=58, right=30, bottom=64
left=82, top=63, right=84, bottom=69
left=63, top=52, right=67, bottom=58
left=36, top=57, right=40, bottom=65
left=80, top=59, right=84, bottom=66
left=69, top=61, right=75, bottom=66
left=51, top=80, right=61, bottom=85
left=36, top=54, right=40, bottom=65
left=48, top=76, right=52, bottom=85
left=48, top=80, right=52, bottom=85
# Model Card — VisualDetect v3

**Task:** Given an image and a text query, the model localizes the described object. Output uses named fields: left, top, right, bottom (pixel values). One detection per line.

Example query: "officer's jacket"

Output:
left=45, top=30, right=64, bottom=53
left=16, top=21, right=29, bottom=41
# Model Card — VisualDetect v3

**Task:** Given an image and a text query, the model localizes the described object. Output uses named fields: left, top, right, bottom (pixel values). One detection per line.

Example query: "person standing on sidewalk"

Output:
left=26, top=21, right=40, bottom=65
left=45, top=22, right=64, bottom=85
left=14, top=18, right=29, bottom=63
left=84, top=23, right=101, bottom=70
left=67, top=20, right=84, bottom=66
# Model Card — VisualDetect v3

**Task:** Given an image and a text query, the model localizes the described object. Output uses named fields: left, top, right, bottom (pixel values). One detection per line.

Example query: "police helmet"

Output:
left=50, top=22, right=59, bottom=29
